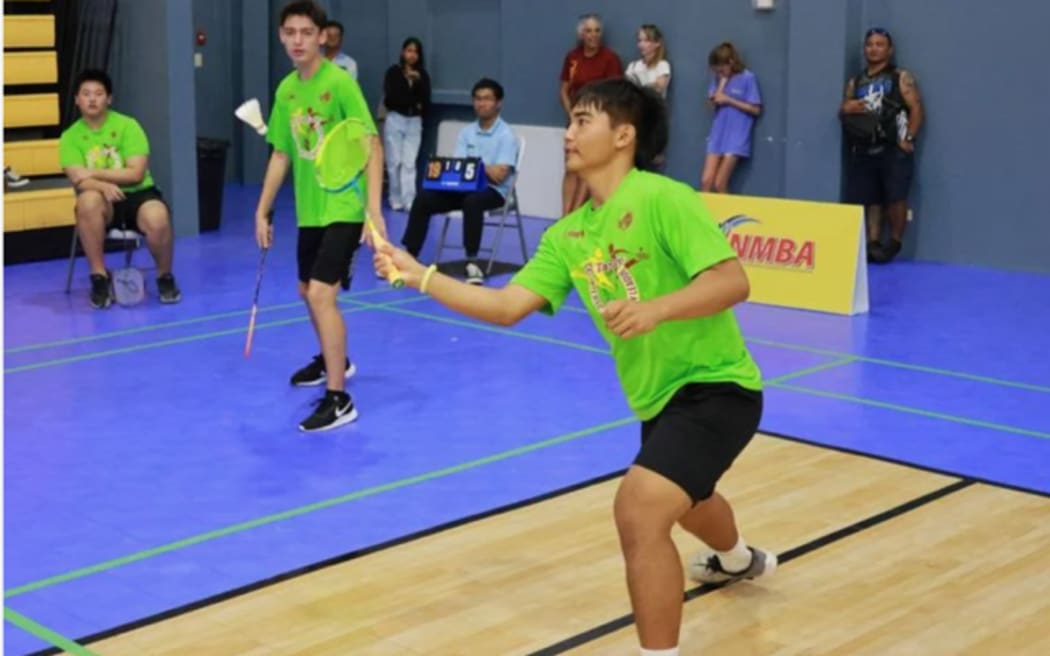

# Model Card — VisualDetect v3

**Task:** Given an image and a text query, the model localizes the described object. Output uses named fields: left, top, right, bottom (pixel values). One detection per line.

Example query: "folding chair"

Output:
left=435, top=136, right=529, bottom=274
left=64, top=225, right=142, bottom=293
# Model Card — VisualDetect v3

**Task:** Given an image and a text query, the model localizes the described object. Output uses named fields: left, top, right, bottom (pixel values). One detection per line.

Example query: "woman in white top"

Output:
left=625, top=24, right=671, bottom=98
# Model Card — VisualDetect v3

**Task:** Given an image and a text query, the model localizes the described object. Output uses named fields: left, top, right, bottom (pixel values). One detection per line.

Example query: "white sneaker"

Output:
left=465, top=261, right=485, bottom=285
left=687, top=546, right=777, bottom=585
left=5, top=166, right=29, bottom=188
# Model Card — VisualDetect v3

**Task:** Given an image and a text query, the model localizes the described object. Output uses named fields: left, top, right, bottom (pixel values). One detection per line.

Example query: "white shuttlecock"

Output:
left=235, top=98, right=267, bottom=136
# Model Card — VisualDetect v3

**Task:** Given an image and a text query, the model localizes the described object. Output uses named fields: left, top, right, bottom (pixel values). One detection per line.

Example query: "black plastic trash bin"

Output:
left=197, top=137, right=230, bottom=232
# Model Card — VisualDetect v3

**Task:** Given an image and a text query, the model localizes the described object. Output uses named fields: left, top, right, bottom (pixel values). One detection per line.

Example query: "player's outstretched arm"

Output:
left=375, top=243, right=546, bottom=326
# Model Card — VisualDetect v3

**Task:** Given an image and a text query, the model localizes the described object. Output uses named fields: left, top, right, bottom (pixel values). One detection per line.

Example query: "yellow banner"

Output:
left=700, top=193, right=868, bottom=315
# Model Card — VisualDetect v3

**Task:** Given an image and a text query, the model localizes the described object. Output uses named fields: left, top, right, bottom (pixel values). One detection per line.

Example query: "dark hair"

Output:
left=708, top=42, right=745, bottom=74
left=572, top=78, right=668, bottom=170
left=471, top=78, right=504, bottom=101
left=74, top=68, right=112, bottom=95
left=865, top=26, right=893, bottom=46
left=400, top=37, right=425, bottom=70
left=279, top=0, right=327, bottom=28
left=326, top=20, right=344, bottom=34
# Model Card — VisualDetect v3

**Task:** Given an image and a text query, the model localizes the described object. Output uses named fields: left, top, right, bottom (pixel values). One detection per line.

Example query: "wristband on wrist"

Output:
left=419, top=264, right=438, bottom=294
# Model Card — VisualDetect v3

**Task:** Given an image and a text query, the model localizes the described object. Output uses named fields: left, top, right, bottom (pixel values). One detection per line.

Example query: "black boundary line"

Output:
left=22, top=469, right=627, bottom=656
left=527, top=478, right=975, bottom=656
left=19, top=425, right=1047, bottom=655
left=761, top=429, right=1050, bottom=500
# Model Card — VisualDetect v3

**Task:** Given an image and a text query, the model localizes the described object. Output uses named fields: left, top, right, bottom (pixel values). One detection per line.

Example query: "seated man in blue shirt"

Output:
left=400, top=78, right=519, bottom=285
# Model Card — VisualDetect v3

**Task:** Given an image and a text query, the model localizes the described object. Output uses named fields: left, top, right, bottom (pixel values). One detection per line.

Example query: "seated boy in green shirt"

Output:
left=59, top=69, right=181, bottom=308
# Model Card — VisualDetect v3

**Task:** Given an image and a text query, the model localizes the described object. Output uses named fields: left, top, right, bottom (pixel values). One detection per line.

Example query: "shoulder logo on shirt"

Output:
left=617, top=212, right=633, bottom=231
left=571, top=244, right=648, bottom=310
left=290, top=107, right=326, bottom=160
left=718, top=214, right=815, bottom=270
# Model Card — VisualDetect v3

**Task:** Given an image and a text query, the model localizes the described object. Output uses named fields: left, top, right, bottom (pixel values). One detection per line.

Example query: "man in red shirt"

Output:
left=559, top=13, right=623, bottom=214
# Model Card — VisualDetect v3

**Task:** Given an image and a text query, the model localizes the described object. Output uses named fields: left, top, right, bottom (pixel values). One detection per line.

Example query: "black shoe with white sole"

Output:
left=289, top=354, right=357, bottom=387
left=299, top=390, right=358, bottom=432
left=465, top=261, right=485, bottom=285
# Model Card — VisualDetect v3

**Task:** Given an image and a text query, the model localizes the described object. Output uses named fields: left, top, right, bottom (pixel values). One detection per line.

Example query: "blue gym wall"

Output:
left=171, top=0, right=1050, bottom=273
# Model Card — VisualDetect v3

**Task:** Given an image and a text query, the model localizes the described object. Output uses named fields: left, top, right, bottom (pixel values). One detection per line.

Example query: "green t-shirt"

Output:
left=511, top=169, right=762, bottom=420
left=58, top=110, right=154, bottom=193
left=268, top=59, right=377, bottom=227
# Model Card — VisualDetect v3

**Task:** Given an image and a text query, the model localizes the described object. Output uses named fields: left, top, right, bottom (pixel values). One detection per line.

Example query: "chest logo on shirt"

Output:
left=320, top=90, right=331, bottom=103
left=572, top=244, right=648, bottom=309
left=290, top=107, right=327, bottom=160
left=617, top=212, right=633, bottom=230
left=86, top=144, right=123, bottom=170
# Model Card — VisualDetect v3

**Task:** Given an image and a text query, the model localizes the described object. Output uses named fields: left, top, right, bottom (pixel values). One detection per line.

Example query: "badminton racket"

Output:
left=244, top=211, right=273, bottom=358
left=314, top=117, right=404, bottom=288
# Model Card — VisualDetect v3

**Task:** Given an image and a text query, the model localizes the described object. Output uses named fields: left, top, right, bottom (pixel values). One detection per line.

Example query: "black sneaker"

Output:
left=157, top=273, right=182, bottom=304
left=299, top=390, right=358, bottom=432
left=289, top=354, right=357, bottom=387
left=89, top=272, right=114, bottom=309
left=465, top=260, right=485, bottom=285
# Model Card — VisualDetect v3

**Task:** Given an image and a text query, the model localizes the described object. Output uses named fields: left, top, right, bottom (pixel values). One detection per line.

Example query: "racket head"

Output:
left=315, top=118, right=374, bottom=193
left=113, top=267, right=145, bottom=306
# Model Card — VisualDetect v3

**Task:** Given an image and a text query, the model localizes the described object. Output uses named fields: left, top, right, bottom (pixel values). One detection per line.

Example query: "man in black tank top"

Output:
left=840, top=28, right=925, bottom=263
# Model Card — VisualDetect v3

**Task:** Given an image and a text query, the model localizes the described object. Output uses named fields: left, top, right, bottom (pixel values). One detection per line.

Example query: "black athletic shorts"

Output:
left=845, top=146, right=914, bottom=206
left=636, top=382, right=763, bottom=505
left=297, top=222, right=363, bottom=286
left=109, top=186, right=166, bottom=231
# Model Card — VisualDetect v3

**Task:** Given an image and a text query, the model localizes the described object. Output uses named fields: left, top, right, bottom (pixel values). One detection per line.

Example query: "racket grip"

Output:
left=244, top=306, right=258, bottom=358
left=366, top=218, right=405, bottom=288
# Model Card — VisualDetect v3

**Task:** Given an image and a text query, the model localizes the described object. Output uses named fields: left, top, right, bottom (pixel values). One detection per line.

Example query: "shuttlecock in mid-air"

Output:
left=235, top=98, right=267, bottom=136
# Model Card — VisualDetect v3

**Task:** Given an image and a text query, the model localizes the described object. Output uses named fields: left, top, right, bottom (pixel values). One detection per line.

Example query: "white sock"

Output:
left=715, top=536, right=752, bottom=572
left=640, top=648, right=679, bottom=656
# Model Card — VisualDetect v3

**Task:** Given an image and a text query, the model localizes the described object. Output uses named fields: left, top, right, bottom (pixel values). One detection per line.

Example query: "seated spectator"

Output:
left=400, top=78, right=519, bottom=285
left=59, top=69, right=181, bottom=309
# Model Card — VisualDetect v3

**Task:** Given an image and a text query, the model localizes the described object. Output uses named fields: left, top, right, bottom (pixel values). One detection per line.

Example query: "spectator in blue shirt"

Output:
left=401, top=78, right=519, bottom=285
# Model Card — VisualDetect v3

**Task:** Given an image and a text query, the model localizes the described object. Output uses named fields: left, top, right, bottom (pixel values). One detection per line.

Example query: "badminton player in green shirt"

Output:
left=375, top=78, right=775, bottom=655
left=254, top=0, right=387, bottom=432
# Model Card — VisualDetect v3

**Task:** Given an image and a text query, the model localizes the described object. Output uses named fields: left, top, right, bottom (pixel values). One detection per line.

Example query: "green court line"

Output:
left=747, top=336, right=1050, bottom=395
left=766, top=356, right=858, bottom=384
left=4, top=416, right=636, bottom=599
left=5, top=286, right=399, bottom=355
left=769, top=381, right=1050, bottom=441
left=4, top=295, right=427, bottom=375
left=4, top=607, right=101, bottom=655
left=557, top=305, right=1050, bottom=394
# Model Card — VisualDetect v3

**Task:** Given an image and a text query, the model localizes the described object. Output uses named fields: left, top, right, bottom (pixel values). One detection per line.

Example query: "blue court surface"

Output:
left=4, top=185, right=1049, bottom=654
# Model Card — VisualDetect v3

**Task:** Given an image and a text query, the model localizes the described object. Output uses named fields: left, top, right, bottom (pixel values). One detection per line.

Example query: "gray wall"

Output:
left=111, top=0, right=199, bottom=236
left=156, top=0, right=1050, bottom=272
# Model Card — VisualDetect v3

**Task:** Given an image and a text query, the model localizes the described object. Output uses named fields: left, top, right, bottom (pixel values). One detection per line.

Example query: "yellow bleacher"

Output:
left=4, top=7, right=73, bottom=233
left=3, top=15, right=55, bottom=48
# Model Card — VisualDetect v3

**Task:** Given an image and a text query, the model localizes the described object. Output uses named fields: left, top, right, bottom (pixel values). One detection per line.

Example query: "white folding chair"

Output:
left=435, top=136, right=529, bottom=274
left=64, top=225, right=142, bottom=293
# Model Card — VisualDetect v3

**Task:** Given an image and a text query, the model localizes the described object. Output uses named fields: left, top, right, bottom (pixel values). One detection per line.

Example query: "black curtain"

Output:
left=55, top=0, right=119, bottom=128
